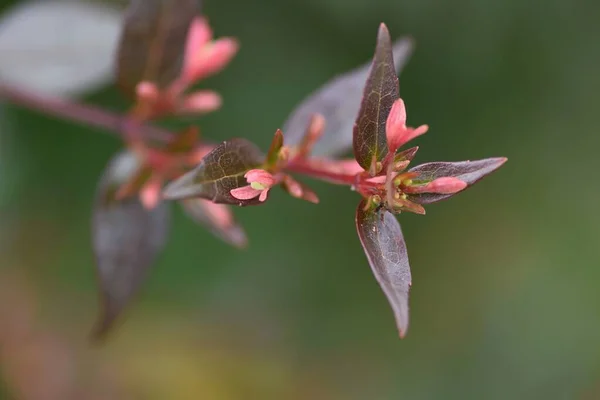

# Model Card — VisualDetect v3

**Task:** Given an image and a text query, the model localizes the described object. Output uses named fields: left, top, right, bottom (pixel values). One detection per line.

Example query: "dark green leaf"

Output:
left=408, top=157, right=507, bottom=204
left=116, top=0, right=201, bottom=95
left=163, top=138, right=265, bottom=205
left=356, top=200, right=411, bottom=338
left=91, top=151, right=171, bottom=340
left=353, top=23, right=399, bottom=170
left=180, top=199, right=248, bottom=248
left=283, top=37, right=412, bottom=157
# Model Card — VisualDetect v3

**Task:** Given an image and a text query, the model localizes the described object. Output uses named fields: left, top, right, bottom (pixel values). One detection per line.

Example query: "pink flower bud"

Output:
left=180, top=91, right=222, bottom=114
left=140, top=178, right=163, bottom=209
left=404, top=177, right=467, bottom=195
left=385, top=98, right=429, bottom=152
left=230, top=185, right=263, bottom=201
left=230, top=170, right=275, bottom=202
left=244, top=169, right=275, bottom=187
left=184, top=18, right=213, bottom=66
left=136, top=82, right=159, bottom=104
left=183, top=37, right=239, bottom=84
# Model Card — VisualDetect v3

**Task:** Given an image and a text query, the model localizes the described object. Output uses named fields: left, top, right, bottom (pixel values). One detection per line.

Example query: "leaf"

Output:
left=0, top=0, right=121, bottom=96
left=356, top=200, right=411, bottom=338
left=92, top=151, right=171, bottom=340
left=395, top=146, right=419, bottom=163
left=180, top=199, right=248, bottom=248
left=266, top=129, right=284, bottom=167
left=116, top=0, right=201, bottom=96
left=163, top=138, right=265, bottom=205
left=352, top=23, right=399, bottom=171
left=408, top=157, right=508, bottom=204
left=283, top=37, right=412, bottom=157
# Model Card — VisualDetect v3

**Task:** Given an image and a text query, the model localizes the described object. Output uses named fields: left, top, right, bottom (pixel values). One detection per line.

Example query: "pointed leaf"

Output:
left=356, top=200, right=411, bottom=338
left=408, top=157, right=507, bottom=204
left=116, top=0, right=201, bottom=96
left=92, top=151, right=171, bottom=340
left=266, top=129, right=284, bottom=166
left=163, top=138, right=265, bottom=205
left=0, top=0, right=121, bottom=96
left=353, top=23, right=399, bottom=170
left=283, top=37, right=412, bottom=157
left=395, top=146, right=419, bottom=163
left=180, top=199, right=247, bottom=248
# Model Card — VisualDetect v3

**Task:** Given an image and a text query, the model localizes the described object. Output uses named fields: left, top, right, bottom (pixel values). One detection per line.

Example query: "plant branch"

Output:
left=285, top=159, right=356, bottom=186
left=0, top=83, right=172, bottom=142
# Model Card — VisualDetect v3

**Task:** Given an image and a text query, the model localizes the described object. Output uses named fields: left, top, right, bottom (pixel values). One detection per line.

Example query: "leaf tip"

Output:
left=398, top=327, right=408, bottom=339
left=377, top=23, right=392, bottom=47
left=378, top=22, right=390, bottom=36
left=89, top=306, right=116, bottom=345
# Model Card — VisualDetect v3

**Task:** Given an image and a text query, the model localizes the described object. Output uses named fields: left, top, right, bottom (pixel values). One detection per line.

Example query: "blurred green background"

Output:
left=1, top=0, right=600, bottom=399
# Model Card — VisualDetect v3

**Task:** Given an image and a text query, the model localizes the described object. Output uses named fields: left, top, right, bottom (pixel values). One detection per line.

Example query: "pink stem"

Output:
left=285, top=159, right=357, bottom=186
left=285, top=158, right=380, bottom=198
left=0, top=83, right=172, bottom=142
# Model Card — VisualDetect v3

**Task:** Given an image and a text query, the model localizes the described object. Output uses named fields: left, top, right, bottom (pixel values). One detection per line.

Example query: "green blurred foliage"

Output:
left=1, top=0, right=600, bottom=399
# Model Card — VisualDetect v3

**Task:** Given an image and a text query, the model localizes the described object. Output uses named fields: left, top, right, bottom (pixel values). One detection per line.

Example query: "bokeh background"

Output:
left=1, top=0, right=600, bottom=399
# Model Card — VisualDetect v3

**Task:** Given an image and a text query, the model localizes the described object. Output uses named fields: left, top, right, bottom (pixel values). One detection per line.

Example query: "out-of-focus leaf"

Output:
left=116, top=0, right=201, bottom=96
left=355, top=200, right=411, bottom=338
left=283, top=37, right=412, bottom=157
left=408, top=157, right=507, bottom=204
left=353, top=23, right=399, bottom=170
left=163, top=138, right=265, bottom=205
left=180, top=199, right=248, bottom=248
left=92, top=151, right=171, bottom=340
left=281, top=175, right=319, bottom=204
left=0, top=0, right=121, bottom=96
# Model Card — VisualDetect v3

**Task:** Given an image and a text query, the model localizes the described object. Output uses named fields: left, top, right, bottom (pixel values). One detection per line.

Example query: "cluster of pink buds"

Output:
left=116, top=128, right=213, bottom=209
left=133, top=17, right=238, bottom=120
left=371, top=98, right=469, bottom=214
left=116, top=17, right=237, bottom=209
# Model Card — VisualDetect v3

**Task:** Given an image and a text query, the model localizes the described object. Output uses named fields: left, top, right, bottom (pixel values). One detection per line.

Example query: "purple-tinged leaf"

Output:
left=162, top=138, right=265, bottom=205
left=408, top=157, right=507, bottom=204
left=355, top=200, right=411, bottom=338
left=283, top=37, right=413, bottom=157
left=353, top=23, right=399, bottom=171
left=0, top=0, right=121, bottom=97
left=92, top=151, right=171, bottom=340
left=180, top=199, right=248, bottom=248
left=116, top=0, right=201, bottom=96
